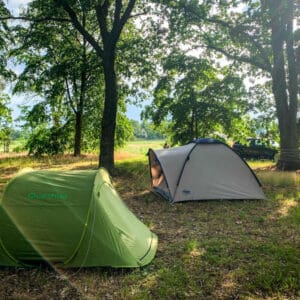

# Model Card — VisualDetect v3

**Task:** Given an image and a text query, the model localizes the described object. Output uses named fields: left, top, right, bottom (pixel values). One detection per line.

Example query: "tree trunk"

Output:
left=74, top=110, right=83, bottom=156
left=269, top=0, right=300, bottom=170
left=73, top=85, right=84, bottom=157
left=73, top=72, right=86, bottom=157
left=74, top=31, right=87, bottom=157
left=190, top=109, right=195, bottom=140
left=99, top=52, right=118, bottom=173
left=59, top=1, right=136, bottom=172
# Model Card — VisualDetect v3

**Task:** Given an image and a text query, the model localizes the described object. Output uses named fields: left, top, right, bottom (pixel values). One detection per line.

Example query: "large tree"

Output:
left=13, top=13, right=101, bottom=156
left=0, top=2, right=14, bottom=152
left=144, top=52, right=249, bottom=144
left=0, top=93, right=12, bottom=152
left=163, top=0, right=300, bottom=170
left=56, top=0, right=137, bottom=172
left=9, top=0, right=153, bottom=172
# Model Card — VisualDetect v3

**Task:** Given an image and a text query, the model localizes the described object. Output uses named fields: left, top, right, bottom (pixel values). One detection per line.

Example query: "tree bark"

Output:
left=73, top=17, right=88, bottom=157
left=269, top=0, right=300, bottom=170
left=197, top=1, right=300, bottom=170
left=73, top=71, right=85, bottom=157
left=99, top=51, right=118, bottom=173
left=74, top=110, right=83, bottom=156
left=59, top=0, right=135, bottom=171
left=74, top=35, right=87, bottom=157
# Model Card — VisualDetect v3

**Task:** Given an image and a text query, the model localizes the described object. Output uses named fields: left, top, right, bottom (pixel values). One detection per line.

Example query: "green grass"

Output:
left=248, top=159, right=276, bottom=169
left=0, top=148, right=299, bottom=299
left=0, top=138, right=26, bottom=154
left=116, top=139, right=165, bottom=158
left=260, top=171, right=300, bottom=188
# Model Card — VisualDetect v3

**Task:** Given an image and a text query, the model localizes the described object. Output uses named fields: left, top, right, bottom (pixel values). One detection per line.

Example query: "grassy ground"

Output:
left=0, top=140, right=299, bottom=299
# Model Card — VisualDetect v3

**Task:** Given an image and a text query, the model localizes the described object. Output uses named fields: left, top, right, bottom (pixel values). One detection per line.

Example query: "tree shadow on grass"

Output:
left=0, top=158, right=299, bottom=299
left=114, top=162, right=300, bottom=299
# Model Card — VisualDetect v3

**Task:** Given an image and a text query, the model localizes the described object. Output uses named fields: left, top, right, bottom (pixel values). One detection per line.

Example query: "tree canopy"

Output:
left=151, top=0, right=300, bottom=169
left=1, top=0, right=299, bottom=170
left=144, top=52, right=250, bottom=144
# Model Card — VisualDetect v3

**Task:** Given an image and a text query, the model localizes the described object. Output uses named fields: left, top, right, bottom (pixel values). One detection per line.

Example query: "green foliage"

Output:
left=12, top=3, right=104, bottom=155
left=0, top=1, right=14, bottom=80
left=161, top=0, right=300, bottom=167
left=130, top=120, right=166, bottom=140
left=10, top=1, right=154, bottom=158
left=19, top=103, right=50, bottom=129
left=130, top=120, right=145, bottom=138
left=115, top=113, right=134, bottom=148
left=0, top=94, right=11, bottom=124
left=185, top=239, right=199, bottom=253
left=247, top=82, right=279, bottom=143
left=0, top=94, right=12, bottom=152
left=18, top=104, right=71, bottom=156
left=26, top=124, right=71, bottom=156
left=144, top=53, right=249, bottom=144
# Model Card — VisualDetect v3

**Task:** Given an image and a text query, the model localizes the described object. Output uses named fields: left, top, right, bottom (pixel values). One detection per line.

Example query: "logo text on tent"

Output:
left=26, top=192, right=68, bottom=200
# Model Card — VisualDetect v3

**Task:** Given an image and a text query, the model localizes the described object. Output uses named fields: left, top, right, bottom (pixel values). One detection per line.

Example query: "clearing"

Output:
left=0, top=140, right=299, bottom=299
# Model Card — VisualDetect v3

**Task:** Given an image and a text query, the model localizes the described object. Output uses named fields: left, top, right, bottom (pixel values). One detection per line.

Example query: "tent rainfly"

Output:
left=0, top=168, right=157, bottom=268
left=148, top=138, right=265, bottom=202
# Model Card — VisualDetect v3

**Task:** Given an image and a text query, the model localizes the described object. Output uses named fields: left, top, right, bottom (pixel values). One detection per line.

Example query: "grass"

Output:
left=115, top=139, right=165, bottom=159
left=0, top=140, right=299, bottom=299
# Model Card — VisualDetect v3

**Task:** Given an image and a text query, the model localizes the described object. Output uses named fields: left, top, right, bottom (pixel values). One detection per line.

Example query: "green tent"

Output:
left=0, top=168, right=157, bottom=268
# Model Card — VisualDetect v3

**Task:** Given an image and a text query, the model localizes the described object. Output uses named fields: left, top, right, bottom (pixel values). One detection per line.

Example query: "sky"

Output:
left=5, top=0, right=143, bottom=124
left=5, top=1, right=29, bottom=122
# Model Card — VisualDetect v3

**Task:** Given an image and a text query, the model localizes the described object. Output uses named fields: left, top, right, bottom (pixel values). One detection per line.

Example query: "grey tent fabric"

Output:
left=148, top=138, right=265, bottom=202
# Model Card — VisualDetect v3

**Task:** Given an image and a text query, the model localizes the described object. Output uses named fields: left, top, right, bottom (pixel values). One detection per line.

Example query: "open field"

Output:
left=0, top=141, right=299, bottom=299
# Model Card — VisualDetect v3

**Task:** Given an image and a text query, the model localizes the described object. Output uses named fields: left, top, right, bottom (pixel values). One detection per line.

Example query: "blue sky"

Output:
left=126, top=104, right=143, bottom=121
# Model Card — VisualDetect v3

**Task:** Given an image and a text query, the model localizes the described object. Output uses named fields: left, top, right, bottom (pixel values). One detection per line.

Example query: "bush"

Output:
left=26, top=125, right=70, bottom=156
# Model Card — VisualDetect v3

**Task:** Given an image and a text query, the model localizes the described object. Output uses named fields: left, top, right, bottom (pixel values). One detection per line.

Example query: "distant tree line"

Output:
left=0, top=92, right=12, bottom=152
left=130, top=120, right=165, bottom=140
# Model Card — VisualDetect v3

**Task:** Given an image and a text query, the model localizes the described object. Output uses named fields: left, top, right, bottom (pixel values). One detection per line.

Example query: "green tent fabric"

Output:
left=0, top=168, right=157, bottom=268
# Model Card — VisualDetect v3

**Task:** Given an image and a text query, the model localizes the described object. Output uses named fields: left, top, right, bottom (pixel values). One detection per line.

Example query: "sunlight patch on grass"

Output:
left=120, top=139, right=164, bottom=158
left=220, top=272, right=237, bottom=291
left=248, top=160, right=275, bottom=169
left=138, top=273, right=159, bottom=290
left=259, top=171, right=300, bottom=188
left=189, top=247, right=205, bottom=258
left=144, top=220, right=156, bottom=231
left=277, top=198, right=298, bottom=217
left=0, top=155, right=300, bottom=299
left=184, top=239, right=205, bottom=257
left=114, top=151, right=138, bottom=161
left=136, top=190, right=151, bottom=197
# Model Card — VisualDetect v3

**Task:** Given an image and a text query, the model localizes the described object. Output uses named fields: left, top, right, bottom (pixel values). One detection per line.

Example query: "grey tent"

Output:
left=148, top=138, right=265, bottom=202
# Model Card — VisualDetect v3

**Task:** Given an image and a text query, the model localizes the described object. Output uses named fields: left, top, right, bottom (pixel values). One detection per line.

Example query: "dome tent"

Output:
left=148, top=138, right=265, bottom=203
left=0, top=168, right=157, bottom=268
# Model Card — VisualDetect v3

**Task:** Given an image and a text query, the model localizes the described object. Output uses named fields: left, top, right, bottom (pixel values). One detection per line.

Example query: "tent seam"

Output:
left=98, top=172, right=154, bottom=267
left=0, top=237, right=22, bottom=266
left=63, top=173, right=105, bottom=266
left=138, top=232, right=155, bottom=263
left=173, top=143, right=198, bottom=202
